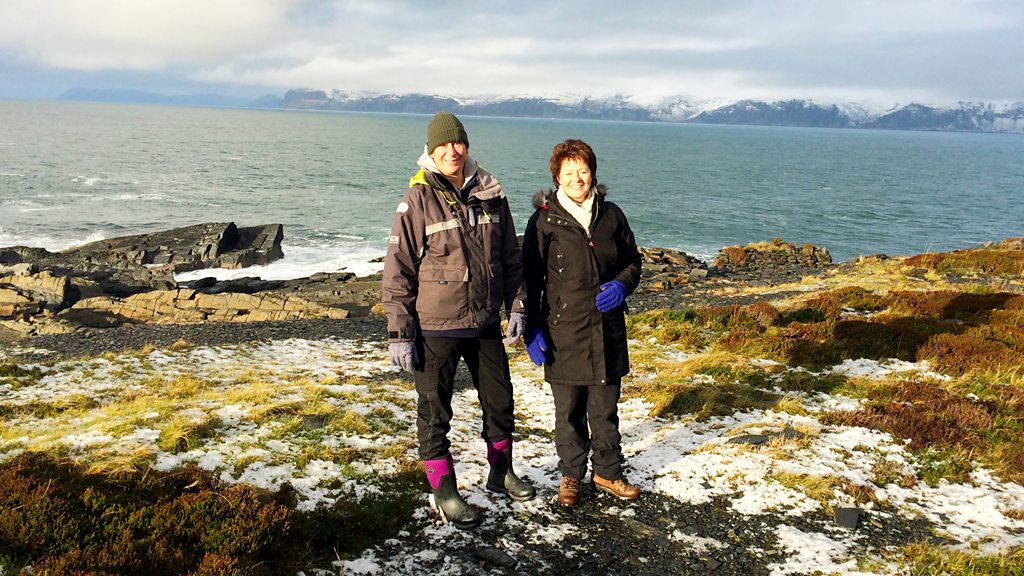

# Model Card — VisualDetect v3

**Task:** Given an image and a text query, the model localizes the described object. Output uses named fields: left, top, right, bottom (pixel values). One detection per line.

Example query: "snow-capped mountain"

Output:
left=58, top=87, right=1024, bottom=133
left=269, top=90, right=1024, bottom=133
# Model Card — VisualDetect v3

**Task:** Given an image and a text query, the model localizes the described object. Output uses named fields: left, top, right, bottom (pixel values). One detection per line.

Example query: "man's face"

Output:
left=430, top=141, right=467, bottom=178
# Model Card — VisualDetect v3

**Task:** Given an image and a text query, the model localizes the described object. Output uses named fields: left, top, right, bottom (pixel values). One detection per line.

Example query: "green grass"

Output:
left=157, top=414, right=222, bottom=453
left=0, top=362, right=43, bottom=386
left=901, top=542, right=1024, bottom=575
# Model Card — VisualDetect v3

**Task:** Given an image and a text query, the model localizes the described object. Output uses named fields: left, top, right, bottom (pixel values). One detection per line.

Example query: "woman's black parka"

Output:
left=522, top=185, right=642, bottom=386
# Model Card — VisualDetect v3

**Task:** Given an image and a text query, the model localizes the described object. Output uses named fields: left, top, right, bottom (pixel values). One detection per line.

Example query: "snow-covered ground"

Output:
left=1, top=337, right=1022, bottom=574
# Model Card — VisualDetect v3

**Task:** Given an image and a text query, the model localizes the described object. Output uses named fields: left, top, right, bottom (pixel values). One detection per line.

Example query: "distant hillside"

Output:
left=271, top=89, right=1024, bottom=133
left=59, top=88, right=250, bottom=108
left=57, top=87, right=1024, bottom=133
left=275, top=89, right=651, bottom=121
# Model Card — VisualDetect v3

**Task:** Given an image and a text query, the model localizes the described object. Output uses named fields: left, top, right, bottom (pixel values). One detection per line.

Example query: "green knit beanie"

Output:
left=426, top=111, right=469, bottom=153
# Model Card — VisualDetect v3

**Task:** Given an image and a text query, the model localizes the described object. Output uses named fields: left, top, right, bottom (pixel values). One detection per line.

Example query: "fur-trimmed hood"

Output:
left=531, top=184, right=608, bottom=210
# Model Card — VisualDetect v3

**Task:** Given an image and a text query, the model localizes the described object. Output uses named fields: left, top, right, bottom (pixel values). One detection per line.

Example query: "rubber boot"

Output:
left=424, top=456, right=483, bottom=530
left=485, top=438, right=536, bottom=501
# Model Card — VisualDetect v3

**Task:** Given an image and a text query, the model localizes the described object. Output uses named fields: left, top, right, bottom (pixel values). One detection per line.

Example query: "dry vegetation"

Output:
left=3, top=241, right=1024, bottom=574
left=0, top=451, right=422, bottom=575
left=628, top=242, right=1024, bottom=489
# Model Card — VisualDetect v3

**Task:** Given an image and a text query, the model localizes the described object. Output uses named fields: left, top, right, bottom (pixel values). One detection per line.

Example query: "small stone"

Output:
left=728, top=434, right=769, bottom=446
left=835, top=507, right=860, bottom=529
left=702, top=556, right=722, bottom=570
left=299, top=414, right=326, bottom=429
left=472, top=546, right=517, bottom=569
left=776, top=427, right=806, bottom=441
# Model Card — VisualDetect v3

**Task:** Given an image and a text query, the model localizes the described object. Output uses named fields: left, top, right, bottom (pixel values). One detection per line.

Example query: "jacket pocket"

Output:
left=417, top=265, right=469, bottom=321
left=548, top=295, right=567, bottom=328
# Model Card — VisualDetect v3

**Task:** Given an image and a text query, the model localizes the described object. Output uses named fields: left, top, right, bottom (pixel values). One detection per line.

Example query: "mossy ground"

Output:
left=2, top=243, right=1023, bottom=574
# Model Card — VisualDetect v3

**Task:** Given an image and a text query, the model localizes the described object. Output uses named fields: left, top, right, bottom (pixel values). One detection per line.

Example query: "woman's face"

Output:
left=557, top=157, right=592, bottom=202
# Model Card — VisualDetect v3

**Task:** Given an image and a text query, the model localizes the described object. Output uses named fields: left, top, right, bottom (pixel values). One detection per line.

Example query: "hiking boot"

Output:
left=424, top=457, right=483, bottom=530
left=485, top=440, right=536, bottom=501
left=557, top=476, right=582, bottom=507
left=593, top=474, right=641, bottom=500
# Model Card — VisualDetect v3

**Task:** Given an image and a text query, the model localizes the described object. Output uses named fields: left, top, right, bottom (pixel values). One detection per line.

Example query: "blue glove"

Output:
left=595, top=280, right=626, bottom=312
left=525, top=328, right=548, bottom=366
left=503, top=311, right=526, bottom=345
left=388, top=341, right=418, bottom=372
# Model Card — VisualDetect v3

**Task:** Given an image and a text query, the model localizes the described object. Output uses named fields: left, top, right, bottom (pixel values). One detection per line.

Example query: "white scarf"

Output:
left=556, top=187, right=596, bottom=234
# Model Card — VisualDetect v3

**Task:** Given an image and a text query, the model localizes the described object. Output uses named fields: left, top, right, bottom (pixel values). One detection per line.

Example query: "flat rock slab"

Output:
left=61, top=222, right=284, bottom=273
left=835, top=507, right=861, bottom=529
left=728, top=427, right=806, bottom=446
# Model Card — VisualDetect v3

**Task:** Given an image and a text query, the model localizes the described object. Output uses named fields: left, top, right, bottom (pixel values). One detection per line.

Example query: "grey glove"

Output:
left=388, top=341, right=418, bottom=372
left=503, top=312, right=526, bottom=345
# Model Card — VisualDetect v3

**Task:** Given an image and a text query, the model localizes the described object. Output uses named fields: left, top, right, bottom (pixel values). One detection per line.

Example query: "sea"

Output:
left=2, top=100, right=1023, bottom=282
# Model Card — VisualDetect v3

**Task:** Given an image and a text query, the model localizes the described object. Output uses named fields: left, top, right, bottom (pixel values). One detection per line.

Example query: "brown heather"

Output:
left=0, top=451, right=422, bottom=574
left=820, top=380, right=993, bottom=451
left=627, top=260, right=1024, bottom=483
left=905, top=248, right=1024, bottom=277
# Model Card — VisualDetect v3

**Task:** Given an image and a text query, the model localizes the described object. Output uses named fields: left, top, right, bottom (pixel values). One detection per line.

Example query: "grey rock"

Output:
left=728, top=434, right=769, bottom=446
left=60, top=222, right=285, bottom=273
left=835, top=507, right=860, bottom=529
left=777, top=427, right=806, bottom=441
left=472, top=546, right=517, bottom=569
left=702, top=556, right=723, bottom=570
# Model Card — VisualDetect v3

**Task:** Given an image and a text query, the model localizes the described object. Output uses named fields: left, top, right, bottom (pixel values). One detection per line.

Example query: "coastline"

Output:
left=1, top=238, right=1009, bottom=363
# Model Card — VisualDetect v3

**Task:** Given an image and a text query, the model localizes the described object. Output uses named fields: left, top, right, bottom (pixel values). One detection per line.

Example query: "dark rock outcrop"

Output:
left=713, top=238, right=831, bottom=274
left=638, top=247, right=710, bottom=292
left=62, top=222, right=284, bottom=272
left=0, top=223, right=321, bottom=338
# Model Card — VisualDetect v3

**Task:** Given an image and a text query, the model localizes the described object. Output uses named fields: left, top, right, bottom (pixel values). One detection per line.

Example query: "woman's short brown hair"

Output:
left=549, top=139, right=597, bottom=187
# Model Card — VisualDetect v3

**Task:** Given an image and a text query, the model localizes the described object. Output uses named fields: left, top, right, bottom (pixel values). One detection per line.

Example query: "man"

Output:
left=381, top=111, right=534, bottom=530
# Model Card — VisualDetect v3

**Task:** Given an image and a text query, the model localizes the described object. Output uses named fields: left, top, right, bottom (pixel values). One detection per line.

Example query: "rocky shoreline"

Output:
left=2, top=223, right=834, bottom=361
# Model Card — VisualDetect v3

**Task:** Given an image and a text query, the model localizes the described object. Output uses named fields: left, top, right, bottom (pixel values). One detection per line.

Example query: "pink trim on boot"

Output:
left=486, top=438, right=511, bottom=466
left=423, top=457, right=451, bottom=490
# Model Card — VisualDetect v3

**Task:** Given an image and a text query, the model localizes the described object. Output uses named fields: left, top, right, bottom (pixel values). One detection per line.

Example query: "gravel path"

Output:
left=6, top=316, right=387, bottom=362
left=359, top=484, right=940, bottom=575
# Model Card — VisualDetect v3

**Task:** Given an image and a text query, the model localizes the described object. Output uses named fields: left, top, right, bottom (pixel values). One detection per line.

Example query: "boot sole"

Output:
left=594, top=484, right=640, bottom=500
left=429, top=494, right=484, bottom=530
left=486, top=483, right=536, bottom=502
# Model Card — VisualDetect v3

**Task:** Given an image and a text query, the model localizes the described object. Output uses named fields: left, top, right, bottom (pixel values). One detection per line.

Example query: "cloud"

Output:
left=1, top=0, right=1022, bottom=104
left=0, top=0, right=299, bottom=70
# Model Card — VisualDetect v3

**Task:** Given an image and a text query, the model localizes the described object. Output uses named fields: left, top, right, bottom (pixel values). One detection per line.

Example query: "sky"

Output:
left=1, top=0, right=1022, bottom=106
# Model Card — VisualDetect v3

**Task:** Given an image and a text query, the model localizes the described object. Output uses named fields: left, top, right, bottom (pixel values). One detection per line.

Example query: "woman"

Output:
left=521, top=139, right=643, bottom=507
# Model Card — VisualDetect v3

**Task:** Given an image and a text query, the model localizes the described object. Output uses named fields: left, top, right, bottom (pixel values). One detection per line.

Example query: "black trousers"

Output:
left=550, top=379, right=624, bottom=481
left=414, top=326, right=515, bottom=460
